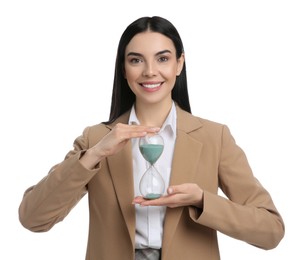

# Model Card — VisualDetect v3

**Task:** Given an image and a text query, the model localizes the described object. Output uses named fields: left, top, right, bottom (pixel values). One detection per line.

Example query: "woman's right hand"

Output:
left=80, top=123, right=160, bottom=169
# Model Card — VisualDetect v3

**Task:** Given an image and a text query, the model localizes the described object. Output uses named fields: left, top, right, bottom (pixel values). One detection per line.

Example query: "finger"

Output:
left=167, top=185, right=183, bottom=195
left=132, top=196, right=145, bottom=204
left=139, top=195, right=177, bottom=207
left=130, top=125, right=160, bottom=133
left=132, top=196, right=164, bottom=206
left=115, top=125, right=160, bottom=140
left=168, top=183, right=196, bottom=195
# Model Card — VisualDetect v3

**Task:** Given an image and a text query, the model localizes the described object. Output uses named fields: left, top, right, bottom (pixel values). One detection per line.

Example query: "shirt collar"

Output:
left=128, top=102, right=177, bottom=136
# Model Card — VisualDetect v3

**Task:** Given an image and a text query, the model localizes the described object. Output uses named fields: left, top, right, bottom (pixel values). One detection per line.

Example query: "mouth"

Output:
left=140, top=82, right=163, bottom=91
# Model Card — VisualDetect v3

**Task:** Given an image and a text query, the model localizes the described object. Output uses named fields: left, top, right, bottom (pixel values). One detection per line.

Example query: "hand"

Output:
left=81, top=123, right=160, bottom=168
left=132, top=183, right=204, bottom=209
left=93, top=123, right=160, bottom=157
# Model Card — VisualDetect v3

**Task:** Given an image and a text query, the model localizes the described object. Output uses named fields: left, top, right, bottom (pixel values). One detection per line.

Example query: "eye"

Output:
left=129, top=58, right=143, bottom=64
left=158, top=56, right=169, bottom=62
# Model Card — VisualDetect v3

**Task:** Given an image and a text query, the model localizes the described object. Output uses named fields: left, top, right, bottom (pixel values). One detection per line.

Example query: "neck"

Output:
left=135, top=100, right=173, bottom=127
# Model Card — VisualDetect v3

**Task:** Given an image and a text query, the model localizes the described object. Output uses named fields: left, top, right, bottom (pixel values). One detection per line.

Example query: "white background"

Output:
left=1, top=0, right=300, bottom=259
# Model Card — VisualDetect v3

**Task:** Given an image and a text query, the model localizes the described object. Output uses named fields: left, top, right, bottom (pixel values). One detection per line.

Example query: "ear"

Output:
left=176, top=53, right=185, bottom=76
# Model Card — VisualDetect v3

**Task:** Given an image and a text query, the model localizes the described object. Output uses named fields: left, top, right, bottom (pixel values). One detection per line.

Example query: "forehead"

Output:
left=125, top=31, right=176, bottom=54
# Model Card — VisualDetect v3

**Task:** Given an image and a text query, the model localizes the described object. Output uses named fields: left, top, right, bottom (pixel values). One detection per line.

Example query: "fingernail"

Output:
left=151, top=127, right=160, bottom=131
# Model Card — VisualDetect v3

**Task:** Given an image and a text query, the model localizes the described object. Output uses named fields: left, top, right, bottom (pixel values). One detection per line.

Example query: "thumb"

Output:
left=168, top=184, right=186, bottom=195
left=167, top=186, right=176, bottom=195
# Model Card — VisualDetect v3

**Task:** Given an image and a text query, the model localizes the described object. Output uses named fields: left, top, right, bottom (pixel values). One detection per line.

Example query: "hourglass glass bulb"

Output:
left=139, top=134, right=165, bottom=199
left=139, top=166, right=165, bottom=199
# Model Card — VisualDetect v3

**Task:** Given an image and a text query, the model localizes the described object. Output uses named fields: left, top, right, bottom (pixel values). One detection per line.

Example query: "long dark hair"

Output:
left=104, top=16, right=191, bottom=124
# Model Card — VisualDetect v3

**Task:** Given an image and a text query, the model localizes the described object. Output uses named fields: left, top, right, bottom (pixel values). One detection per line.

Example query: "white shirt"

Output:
left=129, top=102, right=177, bottom=249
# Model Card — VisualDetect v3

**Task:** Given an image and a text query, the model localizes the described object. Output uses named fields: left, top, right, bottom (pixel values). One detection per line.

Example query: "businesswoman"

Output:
left=19, top=16, right=285, bottom=260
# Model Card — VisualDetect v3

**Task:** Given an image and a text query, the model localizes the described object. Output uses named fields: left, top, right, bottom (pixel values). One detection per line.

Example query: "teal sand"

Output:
left=144, top=193, right=161, bottom=200
left=139, top=144, right=164, bottom=165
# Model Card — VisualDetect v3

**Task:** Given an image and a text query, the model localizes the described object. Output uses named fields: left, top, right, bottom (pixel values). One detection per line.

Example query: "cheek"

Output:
left=162, top=66, right=179, bottom=79
left=124, top=67, right=139, bottom=81
left=124, top=69, right=137, bottom=92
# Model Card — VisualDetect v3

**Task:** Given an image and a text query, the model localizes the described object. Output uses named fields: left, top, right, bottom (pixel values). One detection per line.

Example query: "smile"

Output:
left=140, top=82, right=163, bottom=89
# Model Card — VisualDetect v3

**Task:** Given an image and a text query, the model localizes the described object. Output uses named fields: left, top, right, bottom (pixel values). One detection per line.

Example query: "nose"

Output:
left=142, top=61, right=157, bottom=77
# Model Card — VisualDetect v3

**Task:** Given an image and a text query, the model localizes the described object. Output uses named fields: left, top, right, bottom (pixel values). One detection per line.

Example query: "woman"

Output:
left=19, top=16, right=285, bottom=260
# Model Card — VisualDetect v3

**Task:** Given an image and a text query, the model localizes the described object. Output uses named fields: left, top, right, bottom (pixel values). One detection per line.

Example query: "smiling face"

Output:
left=124, top=31, right=184, bottom=109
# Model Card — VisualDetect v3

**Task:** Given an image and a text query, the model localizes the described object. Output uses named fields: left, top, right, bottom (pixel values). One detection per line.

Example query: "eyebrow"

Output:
left=127, top=49, right=172, bottom=57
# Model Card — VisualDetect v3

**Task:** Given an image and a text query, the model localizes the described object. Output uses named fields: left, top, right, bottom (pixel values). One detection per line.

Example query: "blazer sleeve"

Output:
left=189, top=125, right=285, bottom=249
left=19, top=126, right=100, bottom=232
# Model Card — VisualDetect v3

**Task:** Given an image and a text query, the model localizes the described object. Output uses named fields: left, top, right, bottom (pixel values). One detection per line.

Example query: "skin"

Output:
left=124, top=31, right=183, bottom=126
left=80, top=31, right=204, bottom=209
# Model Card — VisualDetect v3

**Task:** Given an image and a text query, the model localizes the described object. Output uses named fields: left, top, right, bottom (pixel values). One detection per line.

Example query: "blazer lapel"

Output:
left=105, top=107, right=204, bottom=253
left=162, top=107, right=204, bottom=254
left=106, top=112, right=136, bottom=249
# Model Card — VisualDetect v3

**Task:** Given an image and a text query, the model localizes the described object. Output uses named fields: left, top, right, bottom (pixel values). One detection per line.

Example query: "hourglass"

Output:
left=139, top=133, right=165, bottom=199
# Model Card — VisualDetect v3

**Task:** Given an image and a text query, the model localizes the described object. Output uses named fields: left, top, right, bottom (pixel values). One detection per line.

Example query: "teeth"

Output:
left=142, top=83, right=161, bottom=89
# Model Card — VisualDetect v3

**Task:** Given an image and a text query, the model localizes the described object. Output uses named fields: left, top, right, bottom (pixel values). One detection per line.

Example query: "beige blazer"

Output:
left=19, top=106, right=284, bottom=260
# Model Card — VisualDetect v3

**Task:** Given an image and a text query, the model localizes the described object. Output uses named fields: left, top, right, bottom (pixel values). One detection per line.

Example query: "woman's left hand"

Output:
left=132, top=183, right=203, bottom=209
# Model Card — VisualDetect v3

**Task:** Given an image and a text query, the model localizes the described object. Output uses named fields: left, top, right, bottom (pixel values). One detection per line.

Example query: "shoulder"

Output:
left=84, top=122, right=110, bottom=136
left=80, top=110, right=131, bottom=143
left=176, top=106, right=225, bottom=133
left=176, top=107, right=235, bottom=147
left=197, top=116, right=226, bottom=133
